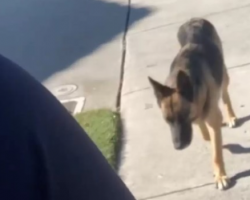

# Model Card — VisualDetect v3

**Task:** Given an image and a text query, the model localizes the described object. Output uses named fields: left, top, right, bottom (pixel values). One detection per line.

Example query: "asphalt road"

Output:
left=0, top=0, right=150, bottom=110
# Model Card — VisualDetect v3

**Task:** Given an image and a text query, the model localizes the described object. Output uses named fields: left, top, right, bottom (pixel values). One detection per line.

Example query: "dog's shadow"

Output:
left=223, top=143, right=250, bottom=189
left=222, top=113, right=250, bottom=189
left=236, top=114, right=250, bottom=127
left=222, top=114, right=250, bottom=128
left=223, top=144, right=250, bottom=154
left=227, top=168, right=250, bottom=190
left=219, top=115, right=250, bottom=189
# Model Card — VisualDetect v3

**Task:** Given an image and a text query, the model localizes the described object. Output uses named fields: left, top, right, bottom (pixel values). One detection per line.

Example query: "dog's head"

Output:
left=149, top=71, right=196, bottom=150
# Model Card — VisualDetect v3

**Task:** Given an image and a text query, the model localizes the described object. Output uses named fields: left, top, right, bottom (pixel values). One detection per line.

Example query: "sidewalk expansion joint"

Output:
left=120, top=62, right=250, bottom=99
left=122, top=87, right=150, bottom=97
left=228, top=62, right=250, bottom=70
left=138, top=182, right=214, bottom=200
left=116, top=0, right=132, bottom=110
left=128, top=3, right=250, bottom=35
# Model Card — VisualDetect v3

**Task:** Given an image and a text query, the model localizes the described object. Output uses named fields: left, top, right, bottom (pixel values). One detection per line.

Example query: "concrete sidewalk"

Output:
left=120, top=0, right=250, bottom=199
left=0, top=0, right=151, bottom=111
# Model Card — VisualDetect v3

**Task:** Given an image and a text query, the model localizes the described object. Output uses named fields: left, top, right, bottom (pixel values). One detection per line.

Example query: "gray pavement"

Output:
left=119, top=0, right=250, bottom=199
left=0, top=0, right=151, bottom=110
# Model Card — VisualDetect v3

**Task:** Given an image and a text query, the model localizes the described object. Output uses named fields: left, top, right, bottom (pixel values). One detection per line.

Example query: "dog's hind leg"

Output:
left=205, top=104, right=229, bottom=190
left=222, top=69, right=237, bottom=128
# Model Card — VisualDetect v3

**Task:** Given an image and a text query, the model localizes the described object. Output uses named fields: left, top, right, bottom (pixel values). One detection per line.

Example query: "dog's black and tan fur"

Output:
left=148, top=18, right=237, bottom=190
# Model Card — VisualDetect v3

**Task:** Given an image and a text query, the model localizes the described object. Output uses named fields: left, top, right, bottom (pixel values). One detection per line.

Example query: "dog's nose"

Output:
left=174, top=142, right=183, bottom=150
left=174, top=142, right=187, bottom=150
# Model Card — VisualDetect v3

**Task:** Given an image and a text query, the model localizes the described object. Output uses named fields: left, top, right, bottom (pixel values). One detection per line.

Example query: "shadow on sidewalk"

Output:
left=235, top=114, right=250, bottom=127
left=222, top=114, right=250, bottom=128
left=223, top=144, right=250, bottom=154
left=0, top=0, right=151, bottom=81
left=231, top=169, right=250, bottom=183
left=224, top=169, right=250, bottom=190
left=222, top=143, right=250, bottom=189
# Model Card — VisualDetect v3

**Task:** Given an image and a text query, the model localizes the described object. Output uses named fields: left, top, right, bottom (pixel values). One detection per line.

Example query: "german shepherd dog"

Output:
left=148, top=18, right=237, bottom=190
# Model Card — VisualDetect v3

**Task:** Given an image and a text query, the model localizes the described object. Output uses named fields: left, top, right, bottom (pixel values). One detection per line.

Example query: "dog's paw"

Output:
left=227, top=117, right=237, bottom=128
left=215, top=175, right=230, bottom=190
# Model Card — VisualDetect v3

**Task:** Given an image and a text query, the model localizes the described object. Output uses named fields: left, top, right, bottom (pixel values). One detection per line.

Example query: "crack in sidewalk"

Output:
left=138, top=182, right=214, bottom=200
left=228, top=62, right=250, bottom=70
left=116, top=0, right=131, bottom=110
left=128, top=3, right=250, bottom=35
left=122, top=87, right=150, bottom=96
left=120, top=62, right=250, bottom=98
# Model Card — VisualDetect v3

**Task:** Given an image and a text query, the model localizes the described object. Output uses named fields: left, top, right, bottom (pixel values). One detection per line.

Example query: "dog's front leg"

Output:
left=196, top=119, right=210, bottom=141
left=205, top=105, right=229, bottom=190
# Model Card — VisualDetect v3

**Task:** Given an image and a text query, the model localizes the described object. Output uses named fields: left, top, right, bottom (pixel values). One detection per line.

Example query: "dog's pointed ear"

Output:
left=148, top=76, right=173, bottom=101
left=176, top=71, right=193, bottom=102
